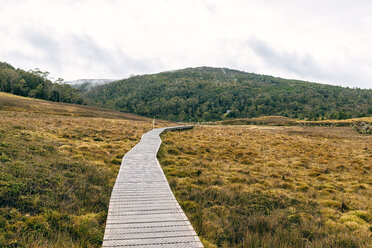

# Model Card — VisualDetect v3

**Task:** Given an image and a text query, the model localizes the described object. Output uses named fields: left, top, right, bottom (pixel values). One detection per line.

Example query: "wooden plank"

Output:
left=102, top=126, right=204, bottom=247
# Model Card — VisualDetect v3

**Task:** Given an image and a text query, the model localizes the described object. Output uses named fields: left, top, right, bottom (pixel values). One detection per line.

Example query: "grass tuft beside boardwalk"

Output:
left=159, top=125, right=372, bottom=248
left=0, top=92, right=170, bottom=247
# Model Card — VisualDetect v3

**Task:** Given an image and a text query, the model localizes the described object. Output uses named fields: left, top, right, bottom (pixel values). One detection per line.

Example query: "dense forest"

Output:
left=86, top=67, right=372, bottom=121
left=0, top=62, right=84, bottom=104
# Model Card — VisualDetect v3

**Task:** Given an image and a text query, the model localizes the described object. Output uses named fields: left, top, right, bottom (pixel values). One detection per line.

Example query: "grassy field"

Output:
left=217, top=116, right=372, bottom=126
left=1, top=92, right=371, bottom=247
left=0, top=92, right=170, bottom=247
left=159, top=125, right=372, bottom=248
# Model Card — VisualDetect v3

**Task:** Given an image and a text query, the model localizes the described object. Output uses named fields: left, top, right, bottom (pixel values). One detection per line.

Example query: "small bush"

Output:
left=0, top=154, right=10, bottom=163
left=167, top=148, right=180, bottom=155
left=354, top=122, right=372, bottom=134
left=162, top=159, right=175, bottom=166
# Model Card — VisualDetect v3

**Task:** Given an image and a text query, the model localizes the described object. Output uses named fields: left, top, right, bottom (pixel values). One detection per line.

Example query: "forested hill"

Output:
left=0, top=62, right=84, bottom=104
left=85, top=67, right=372, bottom=122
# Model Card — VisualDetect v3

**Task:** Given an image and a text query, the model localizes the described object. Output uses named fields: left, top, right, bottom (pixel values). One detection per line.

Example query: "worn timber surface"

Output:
left=103, top=126, right=204, bottom=248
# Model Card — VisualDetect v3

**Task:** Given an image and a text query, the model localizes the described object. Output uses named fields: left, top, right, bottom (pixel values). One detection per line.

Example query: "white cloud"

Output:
left=0, top=0, right=371, bottom=88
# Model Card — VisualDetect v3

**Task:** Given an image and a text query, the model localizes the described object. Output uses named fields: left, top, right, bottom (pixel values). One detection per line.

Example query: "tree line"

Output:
left=0, top=62, right=84, bottom=104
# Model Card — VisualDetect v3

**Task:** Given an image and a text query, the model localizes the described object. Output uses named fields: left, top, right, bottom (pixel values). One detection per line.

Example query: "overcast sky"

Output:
left=1, top=0, right=371, bottom=88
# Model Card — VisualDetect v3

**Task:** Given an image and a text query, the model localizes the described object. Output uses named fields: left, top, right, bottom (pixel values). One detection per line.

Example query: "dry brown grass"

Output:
left=159, top=125, right=372, bottom=248
left=217, top=115, right=372, bottom=126
left=217, top=116, right=297, bottom=125
left=0, top=92, right=160, bottom=121
left=0, top=92, right=171, bottom=247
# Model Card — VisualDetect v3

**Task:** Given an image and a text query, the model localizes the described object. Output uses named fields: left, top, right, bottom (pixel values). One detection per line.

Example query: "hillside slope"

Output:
left=85, top=67, right=372, bottom=122
left=0, top=92, right=169, bottom=247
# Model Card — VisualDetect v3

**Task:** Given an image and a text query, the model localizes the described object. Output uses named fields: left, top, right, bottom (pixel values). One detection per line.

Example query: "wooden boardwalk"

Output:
left=103, top=126, right=204, bottom=248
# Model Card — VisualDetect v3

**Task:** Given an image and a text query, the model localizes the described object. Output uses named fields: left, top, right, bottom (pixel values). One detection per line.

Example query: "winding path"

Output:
left=103, top=126, right=204, bottom=248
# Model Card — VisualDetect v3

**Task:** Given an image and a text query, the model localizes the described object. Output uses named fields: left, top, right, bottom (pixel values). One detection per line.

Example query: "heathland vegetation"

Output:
left=216, top=116, right=372, bottom=134
left=85, top=67, right=372, bottom=121
left=1, top=62, right=371, bottom=247
left=159, top=125, right=371, bottom=247
left=0, top=92, right=169, bottom=247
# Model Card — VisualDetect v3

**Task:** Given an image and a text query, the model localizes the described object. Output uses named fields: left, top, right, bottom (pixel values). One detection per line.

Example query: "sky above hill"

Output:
left=0, top=0, right=371, bottom=89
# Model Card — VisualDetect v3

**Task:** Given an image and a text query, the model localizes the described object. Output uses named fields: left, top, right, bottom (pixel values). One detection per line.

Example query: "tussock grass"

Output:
left=0, top=92, right=170, bottom=247
left=217, top=115, right=372, bottom=129
left=159, top=125, right=371, bottom=248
